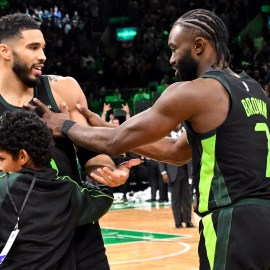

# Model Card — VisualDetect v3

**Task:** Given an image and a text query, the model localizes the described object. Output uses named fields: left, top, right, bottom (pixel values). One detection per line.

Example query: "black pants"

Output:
left=199, top=199, right=270, bottom=270
left=74, top=222, right=109, bottom=270
left=170, top=175, right=192, bottom=226
left=145, top=160, right=168, bottom=201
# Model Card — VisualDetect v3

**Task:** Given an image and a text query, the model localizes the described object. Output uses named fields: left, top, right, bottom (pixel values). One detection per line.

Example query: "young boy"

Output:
left=0, top=110, right=114, bottom=269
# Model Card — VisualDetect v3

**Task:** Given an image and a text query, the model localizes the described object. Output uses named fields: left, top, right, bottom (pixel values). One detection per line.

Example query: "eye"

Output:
left=29, top=45, right=39, bottom=50
left=170, top=47, right=176, bottom=53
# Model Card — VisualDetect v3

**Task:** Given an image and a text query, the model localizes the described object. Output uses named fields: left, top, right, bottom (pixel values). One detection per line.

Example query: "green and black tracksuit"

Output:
left=184, top=69, right=270, bottom=270
left=0, top=168, right=113, bottom=269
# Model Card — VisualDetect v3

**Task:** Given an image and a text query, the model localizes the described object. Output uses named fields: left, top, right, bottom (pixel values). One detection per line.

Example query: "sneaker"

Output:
left=185, top=222, right=194, bottom=228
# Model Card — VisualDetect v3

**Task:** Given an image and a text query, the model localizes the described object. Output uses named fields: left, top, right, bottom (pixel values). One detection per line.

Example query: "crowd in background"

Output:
left=2, top=0, right=270, bottom=113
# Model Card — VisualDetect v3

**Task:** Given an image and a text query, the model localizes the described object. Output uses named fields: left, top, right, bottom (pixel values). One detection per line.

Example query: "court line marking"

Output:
left=103, top=227, right=193, bottom=238
left=109, top=241, right=191, bottom=265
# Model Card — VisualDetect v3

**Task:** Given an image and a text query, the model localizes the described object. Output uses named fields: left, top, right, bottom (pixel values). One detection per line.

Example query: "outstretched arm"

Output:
left=28, top=81, right=193, bottom=164
left=28, top=78, right=228, bottom=165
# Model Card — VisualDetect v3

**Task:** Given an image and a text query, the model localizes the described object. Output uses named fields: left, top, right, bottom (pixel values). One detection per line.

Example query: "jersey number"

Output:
left=255, top=123, right=270, bottom=177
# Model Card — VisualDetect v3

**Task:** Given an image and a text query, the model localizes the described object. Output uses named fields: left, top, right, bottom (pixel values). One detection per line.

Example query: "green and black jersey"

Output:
left=0, top=168, right=113, bottom=269
left=184, top=69, right=270, bottom=216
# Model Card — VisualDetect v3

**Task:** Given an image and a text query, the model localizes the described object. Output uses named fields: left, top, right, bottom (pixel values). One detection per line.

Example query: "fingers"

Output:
left=34, top=106, right=46, bottom=117
left=59, top=102, right=70, bottom=113
left=76, top=103, right=93, bottom=118
left=117, top=158, right=141, bottom=169
left=32, top=98, right=51, bottom=112
left=89, top=173, right=108, bottom=186
left=24, top=99, right=46, bottom=117
left=90, top=167, right=127, bottom=187
left=24, top=103, right=36, bottom=111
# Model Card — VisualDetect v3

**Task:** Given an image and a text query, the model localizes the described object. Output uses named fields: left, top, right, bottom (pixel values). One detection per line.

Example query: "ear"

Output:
left=0, top=44, right=12, bottom=60
left=18, top=149, right=31, bottom=166
left=193, top=37, right=206, bottom=55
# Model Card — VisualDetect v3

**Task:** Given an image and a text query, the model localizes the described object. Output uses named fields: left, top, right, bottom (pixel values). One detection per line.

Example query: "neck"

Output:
left=0, top=70, right=34, bottom=107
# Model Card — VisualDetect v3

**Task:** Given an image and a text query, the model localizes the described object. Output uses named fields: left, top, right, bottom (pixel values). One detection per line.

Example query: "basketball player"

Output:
left=0, top=13, right=139, bottom=269
left=32, top=9, right=270, bottom=269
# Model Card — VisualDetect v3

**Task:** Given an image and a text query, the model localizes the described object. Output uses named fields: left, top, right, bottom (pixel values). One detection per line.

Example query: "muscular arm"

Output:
left=36, top=78, right=229, bottom=165
left=49, top=75, right=117, bottom=171
left=132, top=130, right=192, bottom=165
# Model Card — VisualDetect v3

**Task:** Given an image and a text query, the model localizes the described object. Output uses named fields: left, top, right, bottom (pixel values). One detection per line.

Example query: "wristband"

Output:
left=60, top=120, right=76, bottom=136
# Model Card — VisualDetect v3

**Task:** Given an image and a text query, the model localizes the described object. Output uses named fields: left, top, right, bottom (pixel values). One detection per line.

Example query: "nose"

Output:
left=169, top=54, right=175, bottom=66
left=38, top=49, right=47, bottom=62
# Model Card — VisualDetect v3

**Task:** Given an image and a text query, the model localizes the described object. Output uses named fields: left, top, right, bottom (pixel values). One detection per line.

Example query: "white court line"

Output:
left=103, top=227, right=193, bottom=238
left=110, top=241, right=191, bottom=265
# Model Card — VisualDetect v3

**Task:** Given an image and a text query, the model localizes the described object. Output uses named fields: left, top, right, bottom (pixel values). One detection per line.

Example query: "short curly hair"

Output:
left=0, top=13, right=40, bottom=42
left=0, top=109, right=54, bottom=168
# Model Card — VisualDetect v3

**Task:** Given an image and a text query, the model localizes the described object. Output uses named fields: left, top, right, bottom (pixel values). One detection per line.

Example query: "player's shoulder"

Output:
left=46, top=74, right=81, bottom=92
left=47, top=74, right=78, bottom=84
left=162, top=78, right=226, bottom=105
left=178, top=77, right=224, bottom=93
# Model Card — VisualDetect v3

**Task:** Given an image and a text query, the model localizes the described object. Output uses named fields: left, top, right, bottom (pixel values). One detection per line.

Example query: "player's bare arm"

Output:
left=46, top=75, right=139, bottom=186
left=30, top=76, right=229, bottom=167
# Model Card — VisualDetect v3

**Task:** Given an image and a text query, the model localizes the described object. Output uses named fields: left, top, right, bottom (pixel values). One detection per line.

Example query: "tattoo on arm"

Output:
left=48, top=75, right=61, bottom=82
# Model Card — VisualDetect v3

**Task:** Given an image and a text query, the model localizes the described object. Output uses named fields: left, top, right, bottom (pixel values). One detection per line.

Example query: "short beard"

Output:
left=12, top=51, right=40, bottom=88
left=176, top=51, right=198, bottom=81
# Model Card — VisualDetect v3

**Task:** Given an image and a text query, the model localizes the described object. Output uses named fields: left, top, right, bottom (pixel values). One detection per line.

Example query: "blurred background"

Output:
left=2, top=0, right=270, bottom=119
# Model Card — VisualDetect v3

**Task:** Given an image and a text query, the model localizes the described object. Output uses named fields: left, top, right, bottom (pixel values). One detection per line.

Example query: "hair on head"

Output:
left=0, top=13, right=40, bottom=42
left=0, top=109, right=54, bottom=168
left=174, top=9, right=231, bottom=68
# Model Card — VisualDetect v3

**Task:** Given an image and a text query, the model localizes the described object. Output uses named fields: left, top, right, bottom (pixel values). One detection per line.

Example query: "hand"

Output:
left=162, top=173, right=170, bottom=184
left=77, top=104, right=112, bottom=128
left=24, top=98, right=70, bottom=136
left=103, top=103, right=111, bottom=112
left=121, top=103, right=130, bottom=114
left=90, top=159, right=141, bottom=187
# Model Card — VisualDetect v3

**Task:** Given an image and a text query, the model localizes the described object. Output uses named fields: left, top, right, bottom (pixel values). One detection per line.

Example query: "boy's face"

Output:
left=0, top=150, right=22, bottom=172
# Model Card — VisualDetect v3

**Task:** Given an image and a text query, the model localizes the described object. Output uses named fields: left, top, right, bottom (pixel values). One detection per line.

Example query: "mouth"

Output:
left=173, top=67, right=179, bottom=77
left=32, top=64, right=44, bottom=76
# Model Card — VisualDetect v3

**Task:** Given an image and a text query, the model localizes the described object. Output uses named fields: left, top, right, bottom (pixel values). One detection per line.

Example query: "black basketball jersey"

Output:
left=0, top=75, right=81, bottom=183
left=184, top=69, right=270, bottom=216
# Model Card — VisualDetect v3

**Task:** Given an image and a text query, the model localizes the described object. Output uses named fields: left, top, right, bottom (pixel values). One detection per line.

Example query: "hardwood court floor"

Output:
left=100, top=201, right=200, bottom=270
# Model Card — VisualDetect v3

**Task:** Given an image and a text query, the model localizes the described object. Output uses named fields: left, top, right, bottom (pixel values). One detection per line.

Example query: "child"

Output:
left=0, top=110, right=114, bottom=269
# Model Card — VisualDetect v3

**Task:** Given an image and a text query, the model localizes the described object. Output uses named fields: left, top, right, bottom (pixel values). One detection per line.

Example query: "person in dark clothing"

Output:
left=159, top=124, right=193, bottom=228
left=0, top=109, right=114, bottom=269
left=146, top=158, right=168, bottom=202
left=0, top=13, right=139, bottom=269
left=35, top=9, right=270, bottom=270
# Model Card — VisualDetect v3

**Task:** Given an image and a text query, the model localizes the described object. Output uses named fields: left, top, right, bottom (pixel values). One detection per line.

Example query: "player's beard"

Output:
left=176, top=50, right=198, bottom=81
left=12, top=51, right=40, bottom=88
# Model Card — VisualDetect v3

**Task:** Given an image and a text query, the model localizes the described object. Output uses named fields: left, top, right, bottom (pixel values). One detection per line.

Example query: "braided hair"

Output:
left=174, top=9, right=231, bottom=68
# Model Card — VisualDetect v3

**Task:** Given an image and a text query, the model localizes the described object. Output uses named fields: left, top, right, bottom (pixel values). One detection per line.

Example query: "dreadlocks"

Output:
left=174, top=9, right=231, bottom=68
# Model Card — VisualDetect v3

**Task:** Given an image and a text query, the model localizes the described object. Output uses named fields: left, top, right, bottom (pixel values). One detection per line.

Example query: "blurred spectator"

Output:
left=3, top=0, right=269, bottom=115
